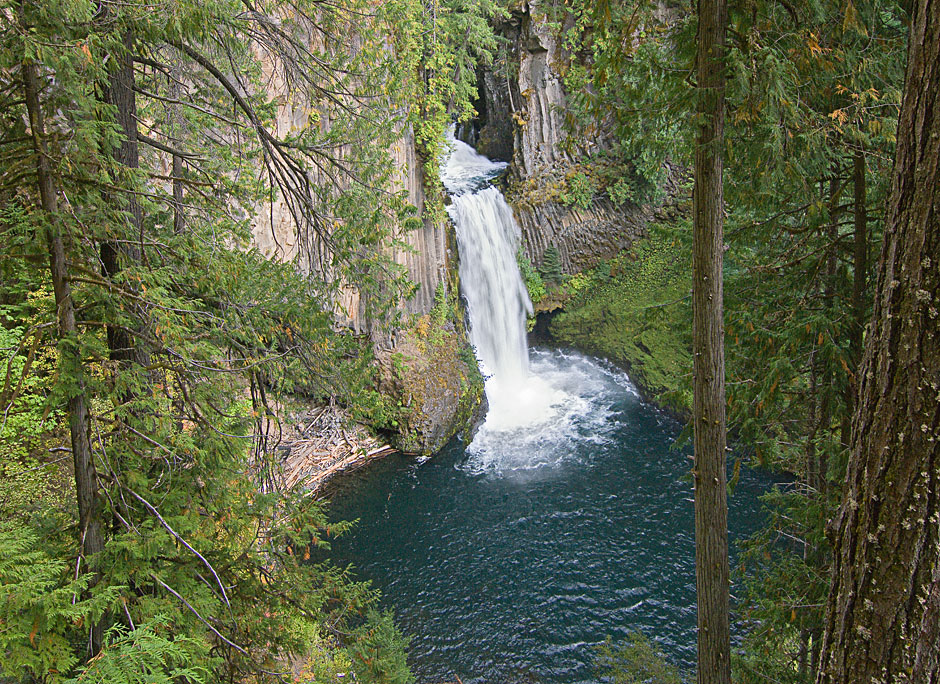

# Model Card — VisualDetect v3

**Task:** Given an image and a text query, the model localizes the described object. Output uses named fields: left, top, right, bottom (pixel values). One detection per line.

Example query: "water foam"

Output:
left=460, top=349, right=635, bottom=476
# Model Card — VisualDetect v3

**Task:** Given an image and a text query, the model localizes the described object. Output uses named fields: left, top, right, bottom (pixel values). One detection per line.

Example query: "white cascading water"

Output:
left=443, top=144, right=532, bottom=385
left=442, top=136, right=637, bottom=475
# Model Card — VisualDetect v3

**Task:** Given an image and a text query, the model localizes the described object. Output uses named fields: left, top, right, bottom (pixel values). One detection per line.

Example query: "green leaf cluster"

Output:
left=516, top=249, right=546, bottom=305
left=383, top=0, right=505, bottom=217
left=594, top=632, right=689, bottom=684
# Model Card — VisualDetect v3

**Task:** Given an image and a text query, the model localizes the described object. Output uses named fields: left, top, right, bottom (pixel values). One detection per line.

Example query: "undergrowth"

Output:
left=549, top=221, right=692, bottom=414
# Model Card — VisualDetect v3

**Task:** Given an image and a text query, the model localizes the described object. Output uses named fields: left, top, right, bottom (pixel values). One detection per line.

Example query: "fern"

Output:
left=0, top=524, right=118, bottom=682
left=67, top=618, right=208, bottom=684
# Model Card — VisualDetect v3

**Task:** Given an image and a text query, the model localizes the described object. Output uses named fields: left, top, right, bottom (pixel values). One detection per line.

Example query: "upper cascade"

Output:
left=442, top=136, right=532, bottom=384
left=441, top=135, right=508, bottom=196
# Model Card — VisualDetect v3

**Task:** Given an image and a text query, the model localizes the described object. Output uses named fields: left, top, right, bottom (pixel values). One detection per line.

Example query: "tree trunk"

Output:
left=692, top=0, right=730, bottom=680
left=172, top=152, right=185, bottom=234
left=815, top=1, right=940, bottom=680
left=101, top=30, right=147, bottom=366
left=842, top=151, right=868, bottom=449
left=817, top=174, right=840, bottom=497
left=23, top=58, right=105, bottom=658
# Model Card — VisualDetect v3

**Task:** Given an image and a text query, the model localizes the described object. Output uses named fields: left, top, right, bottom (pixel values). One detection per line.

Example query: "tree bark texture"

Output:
left=692, top=0, right=730, bottom=680
left=844, top=151, right=868, bottom=449
left=851, top=151, right=868, bottom=374
left=23, top=58, right=105, bottom=657
left=816, top=1, right=940, bottom=681
left=101, top=30, right=146, bottom=365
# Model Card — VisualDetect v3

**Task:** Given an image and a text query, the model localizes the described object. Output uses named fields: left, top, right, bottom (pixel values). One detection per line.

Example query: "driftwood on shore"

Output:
left=278, top=405, right=396, bottom=495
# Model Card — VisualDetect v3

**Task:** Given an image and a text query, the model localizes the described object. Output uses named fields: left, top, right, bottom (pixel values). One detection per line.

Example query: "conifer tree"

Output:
left=0, top=0, right=469, bottom=678
left=691, top=0, right=731, bottom=681
left=815, top=0, right=940, bottom=678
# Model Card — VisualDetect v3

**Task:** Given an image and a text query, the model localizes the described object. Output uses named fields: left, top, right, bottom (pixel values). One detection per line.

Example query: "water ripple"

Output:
left=328, top=351, right=775, bottom=684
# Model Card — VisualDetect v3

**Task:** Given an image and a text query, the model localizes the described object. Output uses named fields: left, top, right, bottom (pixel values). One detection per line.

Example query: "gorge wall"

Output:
left=250, top=59, right=482, bottom=456
left=469, top=0, right=684, bottom=279
left=249, top=85, right=453, bottom=329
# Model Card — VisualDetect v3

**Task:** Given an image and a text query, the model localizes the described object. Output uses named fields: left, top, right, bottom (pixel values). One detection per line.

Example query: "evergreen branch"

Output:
left=169, top=40, right=337, bottom=255
left=147, top=573, right=247, bottom=655
left=131, top=83, right=244, bottom=128
left=137, top=131, right=204, bottom=160
left=127, top=488, right=234, bottom=612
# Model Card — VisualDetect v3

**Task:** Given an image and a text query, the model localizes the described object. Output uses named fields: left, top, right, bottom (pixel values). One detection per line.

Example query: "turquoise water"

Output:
left=328, top=349, right=771, bottom=684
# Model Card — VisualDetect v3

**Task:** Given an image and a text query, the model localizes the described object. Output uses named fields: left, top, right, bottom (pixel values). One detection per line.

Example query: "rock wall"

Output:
left=514, top=195, right=646, bottom=275
left=384, top=134, right=453, bottom=319
left=250, top=129, right=454, bottom=331
left=249, top=50, right=482, bottom=454
left=250, top=52, right=454, bottom=331
left=475, top=0, right=683, bottom=275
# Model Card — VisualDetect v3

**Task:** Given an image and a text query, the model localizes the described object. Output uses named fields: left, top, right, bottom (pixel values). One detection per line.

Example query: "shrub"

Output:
left=559, top=171, right=596, bottom=209
left=517, top=250, right=547, bottom=304
left=594, top=632, right=688, bottom=684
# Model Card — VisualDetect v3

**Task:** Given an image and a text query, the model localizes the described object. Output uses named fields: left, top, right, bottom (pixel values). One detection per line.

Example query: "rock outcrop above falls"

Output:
left=510, top=166, right=688, bottom=274
left=474, top=0, right=686, bottom=276
left=375, top=321, right=486, bottom=456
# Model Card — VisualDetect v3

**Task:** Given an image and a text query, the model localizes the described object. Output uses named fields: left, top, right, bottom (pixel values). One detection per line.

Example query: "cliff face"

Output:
left=250, top=61, right=482, bottom=455
left=250, top=116, right=453, bottom=329
left=473, top=0, right=682, bottom=276
left=384, top=135, right=454, bottom=319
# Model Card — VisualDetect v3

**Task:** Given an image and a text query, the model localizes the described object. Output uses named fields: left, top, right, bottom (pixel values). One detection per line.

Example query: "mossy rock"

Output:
left=376, top=322, right=485, bottom=455
left=549, top=226, right=693, bottom=417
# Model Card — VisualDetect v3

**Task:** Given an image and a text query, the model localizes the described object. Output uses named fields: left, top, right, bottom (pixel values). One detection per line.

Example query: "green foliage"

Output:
left=552, top=0, right=904, bottom=678
left=428, top=282, right=454, bottom=345
left=594, top=632, right=688, bottom=684
left=0, top=0, right=426, bottom=680
left=295, top=630, right=356, bottom=684
left=509, top=156, right=655, bottom=219
left=385, top=0, right=505, bottom=217
left=405, top=282, right=459, bottom=351
left=0, top=308, right=66, bottom=519
left=559, top=170, right=596, bottom=209
left=66, top=619, right=208, bottom=684
left=348, top=384, right=408, bottom=432
left=0, top=523, right=120, bottom=682
left=557, top=0, right=693, bottom=199
left=539, top=246, right=565, bottom=286
left=733, top=486, right=830, bottom=684
left=550, top=223, right=693, bottom=413
left=516, top=250, right=546, bottom=304
left=349, top=610, right=415, bottom=684
left=607, top=177, right=636, bottom=207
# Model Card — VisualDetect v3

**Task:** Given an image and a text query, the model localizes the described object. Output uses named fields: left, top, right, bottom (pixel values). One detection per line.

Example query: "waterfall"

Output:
left=442, top=136, right=634, bottom=473
left=442, top=142, right=532, bottom=383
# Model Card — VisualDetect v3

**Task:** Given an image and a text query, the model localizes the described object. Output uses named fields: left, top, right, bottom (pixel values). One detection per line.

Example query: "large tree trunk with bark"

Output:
left=843, top=151, right=868, bottom=449
left=692, top=0, right=730, bottom=680
left=23, top=58, right=105, bottom=658
left=815, top=1, right=940, bottom=681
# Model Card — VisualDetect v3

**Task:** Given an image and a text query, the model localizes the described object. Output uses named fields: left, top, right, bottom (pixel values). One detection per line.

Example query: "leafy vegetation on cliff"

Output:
left=549, top=223, right=692, bottom=414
